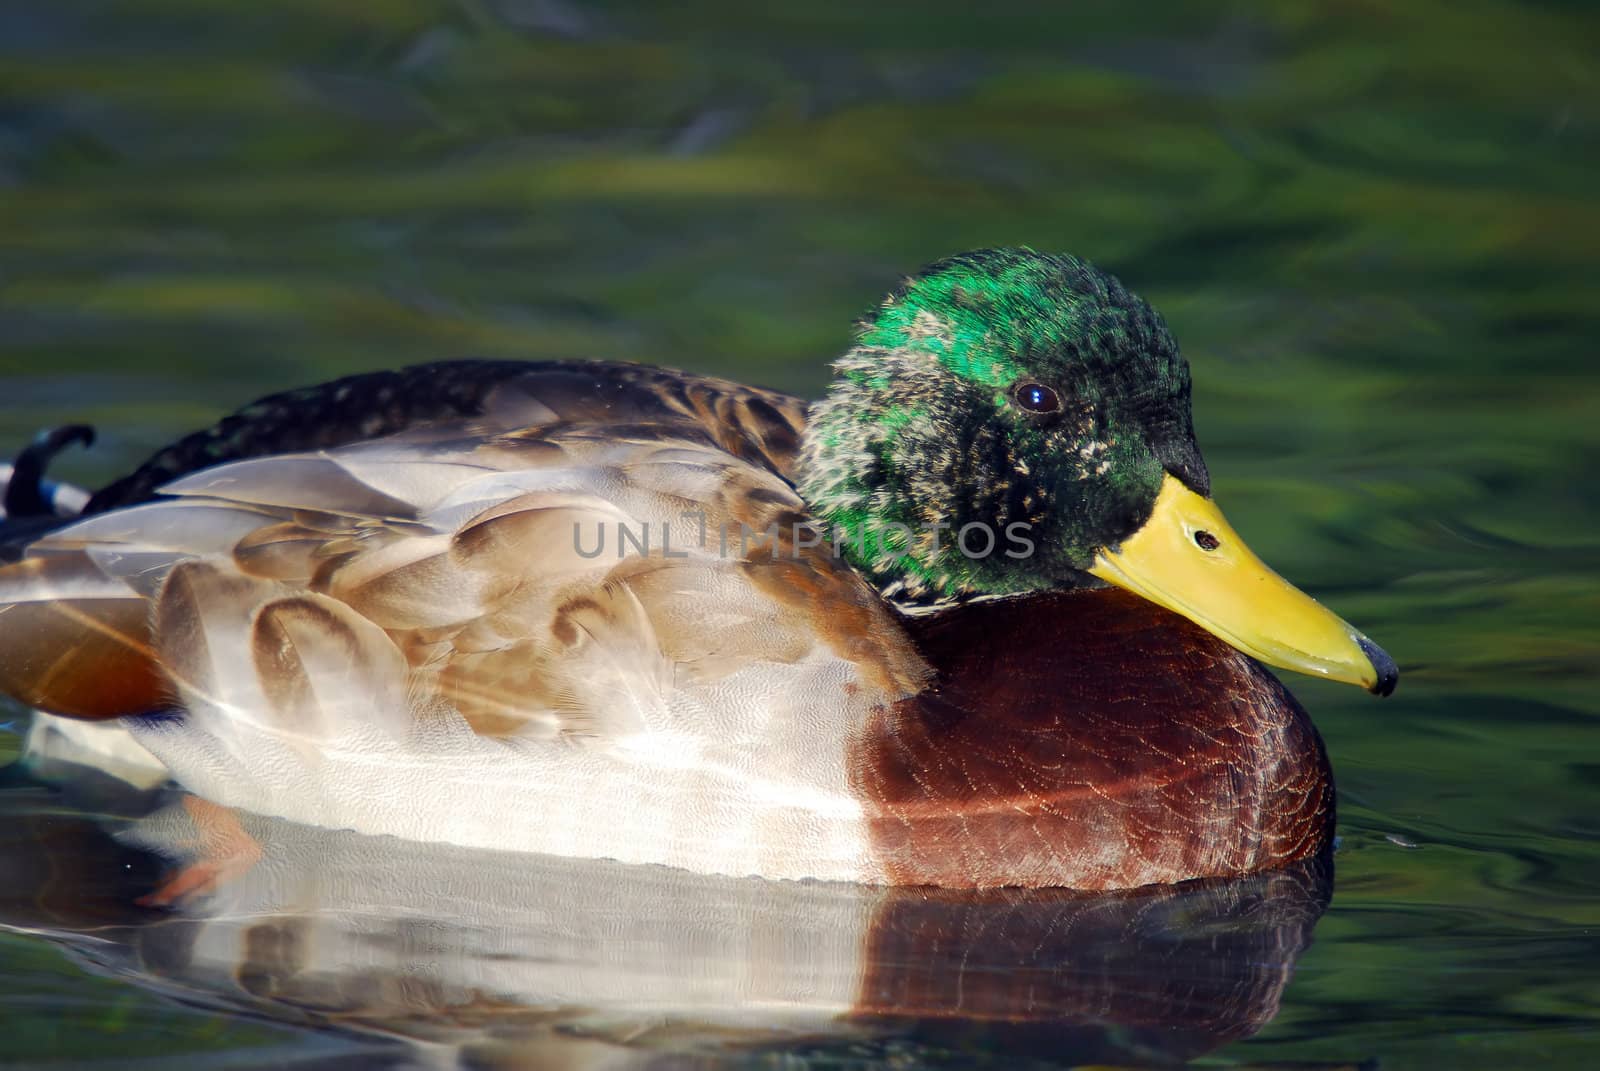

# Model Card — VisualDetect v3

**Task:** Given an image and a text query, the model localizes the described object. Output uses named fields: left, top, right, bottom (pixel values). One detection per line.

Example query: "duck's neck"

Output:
left=796, top=351, right=1051, bottom=608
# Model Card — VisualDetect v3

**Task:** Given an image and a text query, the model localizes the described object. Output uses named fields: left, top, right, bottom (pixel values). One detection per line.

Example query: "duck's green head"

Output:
left=800, top=249, right=1201, bottom=596
left=798, top=248, right=1397, bottom=695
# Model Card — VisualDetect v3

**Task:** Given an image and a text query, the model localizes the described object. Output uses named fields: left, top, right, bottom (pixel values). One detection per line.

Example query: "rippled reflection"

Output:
left=1, top=762, right=1329, bottom=1069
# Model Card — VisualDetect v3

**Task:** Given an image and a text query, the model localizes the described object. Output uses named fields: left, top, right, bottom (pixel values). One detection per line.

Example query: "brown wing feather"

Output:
left=0, top=555, right=167, bottom=719
left=0, top=360, right=919, bottom=743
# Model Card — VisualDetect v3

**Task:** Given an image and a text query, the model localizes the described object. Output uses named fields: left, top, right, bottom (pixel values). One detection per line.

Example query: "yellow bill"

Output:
left=1089, top=474, right=1397, bottom=695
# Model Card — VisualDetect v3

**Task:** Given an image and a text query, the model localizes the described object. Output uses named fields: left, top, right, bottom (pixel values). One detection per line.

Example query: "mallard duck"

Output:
left=0, top=249, right=1395, bottom=890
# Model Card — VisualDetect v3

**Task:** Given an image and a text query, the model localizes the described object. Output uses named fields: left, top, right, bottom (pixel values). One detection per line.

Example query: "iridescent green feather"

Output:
left=798, top=248, right=1208, bottom=605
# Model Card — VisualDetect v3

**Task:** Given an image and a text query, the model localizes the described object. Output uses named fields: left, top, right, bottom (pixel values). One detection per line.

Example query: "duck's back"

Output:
left=0, top=360, right=940, bottom=882
left=85, top=359, right=812, bottom=513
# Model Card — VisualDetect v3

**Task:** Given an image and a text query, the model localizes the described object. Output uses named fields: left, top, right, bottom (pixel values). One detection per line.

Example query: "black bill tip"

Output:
left=1358, top=637, right=1399, bottom=697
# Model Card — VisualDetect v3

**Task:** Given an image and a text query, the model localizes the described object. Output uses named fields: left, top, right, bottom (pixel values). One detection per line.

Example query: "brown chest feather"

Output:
left=853, top=589, right=1334, bottom=889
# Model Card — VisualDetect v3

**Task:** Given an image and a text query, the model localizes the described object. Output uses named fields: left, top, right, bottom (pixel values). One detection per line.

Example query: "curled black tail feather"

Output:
left=4, top=424, right=95, bottom=518
left=1, top=424, right=96, bottom=562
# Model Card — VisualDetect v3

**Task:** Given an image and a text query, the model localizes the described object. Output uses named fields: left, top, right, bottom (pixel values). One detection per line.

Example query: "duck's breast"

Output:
left=853, top=590, right=1334, bottom=889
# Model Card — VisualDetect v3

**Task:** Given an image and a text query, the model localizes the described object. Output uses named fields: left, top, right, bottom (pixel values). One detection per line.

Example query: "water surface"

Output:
left=1, top=1, right=1597, bottom=1067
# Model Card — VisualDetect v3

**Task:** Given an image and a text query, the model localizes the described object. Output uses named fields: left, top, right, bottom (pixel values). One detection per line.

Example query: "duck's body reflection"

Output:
left=1, top=763, right=1330, bottom=1070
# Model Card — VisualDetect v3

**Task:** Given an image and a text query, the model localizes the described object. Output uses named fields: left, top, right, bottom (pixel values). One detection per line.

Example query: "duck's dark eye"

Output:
left=1194, top=530, right=1221, bottom=552
left=1014, top=383, right=1060, bottom=413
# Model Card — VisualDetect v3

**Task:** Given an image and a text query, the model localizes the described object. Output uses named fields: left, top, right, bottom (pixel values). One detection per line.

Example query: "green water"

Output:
left=1, top=1, right=1597, bottom=1067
